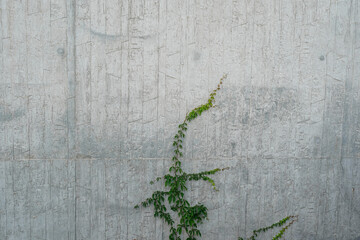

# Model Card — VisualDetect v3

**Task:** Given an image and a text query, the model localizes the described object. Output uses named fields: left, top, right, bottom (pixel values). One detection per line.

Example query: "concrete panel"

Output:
left=1, top=0, right=359, bottom=239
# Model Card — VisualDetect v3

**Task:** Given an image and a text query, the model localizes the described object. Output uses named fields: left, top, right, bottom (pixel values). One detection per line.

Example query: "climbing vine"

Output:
left=134, top=74, right=296, bottom=240
left=238, top=215, right=298, bottom=240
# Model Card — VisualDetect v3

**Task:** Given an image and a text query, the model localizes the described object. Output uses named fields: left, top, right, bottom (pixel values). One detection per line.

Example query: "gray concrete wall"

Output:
left=1, top=0, right=359, bottom=239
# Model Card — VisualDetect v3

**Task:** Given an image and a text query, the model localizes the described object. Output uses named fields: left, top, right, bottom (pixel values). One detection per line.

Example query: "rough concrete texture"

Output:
left=0, top=0, right=360, bottom=239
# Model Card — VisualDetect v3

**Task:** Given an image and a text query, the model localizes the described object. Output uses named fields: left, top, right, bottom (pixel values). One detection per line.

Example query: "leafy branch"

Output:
left=238, top=215, right=298, bottom=240
left=135, top=74, right=228, bottom=240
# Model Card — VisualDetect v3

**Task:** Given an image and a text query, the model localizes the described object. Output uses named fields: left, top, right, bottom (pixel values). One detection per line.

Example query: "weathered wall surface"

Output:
left=1, top=0, right=359, bottom=239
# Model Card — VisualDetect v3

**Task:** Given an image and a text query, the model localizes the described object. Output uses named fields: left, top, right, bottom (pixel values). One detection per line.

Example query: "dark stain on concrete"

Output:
left=0, top=106, right=24, bottom=122
left=193, top=51, right=201, bottom=61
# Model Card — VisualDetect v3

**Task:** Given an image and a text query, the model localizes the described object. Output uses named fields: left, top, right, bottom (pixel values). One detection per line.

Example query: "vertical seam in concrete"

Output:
left=126, top=0, right=131, bottom=237
left=349, top=0, right=358, bottom=232
left=67, top=0, right=76, bottom=159
left=66, top=0, right=76, bottom=239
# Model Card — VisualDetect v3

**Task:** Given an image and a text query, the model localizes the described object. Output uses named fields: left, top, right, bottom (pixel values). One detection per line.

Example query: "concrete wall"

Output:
left=1, top=0, right=359, bottom=239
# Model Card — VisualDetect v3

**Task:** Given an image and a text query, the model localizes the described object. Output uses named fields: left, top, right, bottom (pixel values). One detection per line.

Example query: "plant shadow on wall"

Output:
left=134, top=75, right=298, bottom=240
